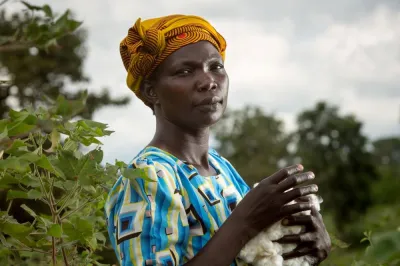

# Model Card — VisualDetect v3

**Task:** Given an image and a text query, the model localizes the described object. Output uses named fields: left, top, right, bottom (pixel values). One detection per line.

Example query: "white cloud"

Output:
left=6, top=0, right=400, bottom=164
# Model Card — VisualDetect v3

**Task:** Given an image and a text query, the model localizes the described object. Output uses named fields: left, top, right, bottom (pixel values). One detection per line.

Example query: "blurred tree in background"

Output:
left=213, top=106, right=290, bottom=186
left=0, top=1, right=129, bottom=119
left=213, top=103, right=400, bottom=265
left=291, top=102, right=379, bottom=233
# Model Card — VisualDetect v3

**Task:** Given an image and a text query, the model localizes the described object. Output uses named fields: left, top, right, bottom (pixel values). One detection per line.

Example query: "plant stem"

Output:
left=60, top=194, right=101, bottom=221
left=61, top=245, right=69, bottom=266
left=56, top=183, right=79, bottom=213
left=6, top=199, right=13, bottom=213
left=52, top=236, right=56, bottom=265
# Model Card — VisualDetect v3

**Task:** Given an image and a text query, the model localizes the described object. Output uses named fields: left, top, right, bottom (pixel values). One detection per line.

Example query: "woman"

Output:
left=105, top=15, right=331, bottom=266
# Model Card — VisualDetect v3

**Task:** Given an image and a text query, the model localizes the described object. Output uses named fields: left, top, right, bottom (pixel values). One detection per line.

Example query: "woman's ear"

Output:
left=140, top=79, right=159, bottom=106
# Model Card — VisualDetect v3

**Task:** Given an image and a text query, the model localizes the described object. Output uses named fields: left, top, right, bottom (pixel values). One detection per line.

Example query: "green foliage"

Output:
left=0, top=93, right=123, bottom=265
left=213, top=102, right=400, bottom=266
left=0, top=1, right=130, bottom=119
left=213, top=106, right=289, bottom=185
left=292, top=102, right=379, bottom=230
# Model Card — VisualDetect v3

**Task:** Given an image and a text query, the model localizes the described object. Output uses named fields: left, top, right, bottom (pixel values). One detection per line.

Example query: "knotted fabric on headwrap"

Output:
left=120, top=14, right=227, bottom=106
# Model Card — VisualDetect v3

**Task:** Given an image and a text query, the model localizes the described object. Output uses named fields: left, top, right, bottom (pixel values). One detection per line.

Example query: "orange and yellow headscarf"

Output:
left=120, top=14, right=227, bottom=106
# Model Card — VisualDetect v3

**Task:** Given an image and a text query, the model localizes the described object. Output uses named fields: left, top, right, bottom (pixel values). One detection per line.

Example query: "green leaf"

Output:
left=5, top=139, right=28, bottom=155
left=365, top=230, right=400, bottom=263
left=53, top=10, right=70, bottom=33
left=20, top=174, right=41, bottom=188
left=0, top=222, right=33, bottom=239
left=63, top=217, right=93, bottom=242
left=66, top=19, right=82, bottom=32
left=94, top=232, right=106, bottom=243
left=123, top=167, right=158, bottom=182
left=27, top=189, right=42, bottom=199
left=37, top=155, right=64, bottom=178
left=0, top=173, right=19, bottom=189
left=6, top=189, right=42, bottom=200
left=87, top=236, right=97, bottom=250
left=55, top=94, right=85, bottom=118
left=0, top=218, right=33, bottom=239
left=75, top=152, right=99, bottom=186
left=330, top=233, right=351, bottom=249
left=79, top=136, right=102, bottom=146
left=0, top=157, right=30, bottom=172
left=47, top=224, right=62, bottom=238
left=0, top=126, right=8, bottom=141
left=8, top=109, right=37, bottom=124
left=115, top=160, right=127, bottom=170
left=89, top=148, right=103, bottom=164
left=42, top=4, right=53, bottom=17
left=54, top=150, right=78, bottom=179
left=19, top=151, right=41, bottom=163
left=21, top=1, right=42, bottom=11
left=7, top=122, right=36, bottom=137
left=0, top=119, right=8, bottom=132
left=20, top=204, right=37, bottom=218
left=63, top=138, right=78, bottom=151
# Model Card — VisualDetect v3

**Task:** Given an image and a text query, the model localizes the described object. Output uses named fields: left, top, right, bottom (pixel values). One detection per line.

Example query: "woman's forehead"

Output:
left=163, top=41, right=222, bottom=66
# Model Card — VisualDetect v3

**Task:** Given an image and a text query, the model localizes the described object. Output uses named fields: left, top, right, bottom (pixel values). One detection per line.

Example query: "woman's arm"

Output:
left=184, top=210, right=251, bottom=265
left=185, top=164, right=317, bottom=266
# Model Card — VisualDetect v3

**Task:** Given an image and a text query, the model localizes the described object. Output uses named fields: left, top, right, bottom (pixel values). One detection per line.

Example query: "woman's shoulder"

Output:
left=130, top=146, right=178, bottom=169
left=208, top=148, right=234, bottom=168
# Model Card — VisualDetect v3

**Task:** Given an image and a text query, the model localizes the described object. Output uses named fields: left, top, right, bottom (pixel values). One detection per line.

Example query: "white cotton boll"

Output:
left=283, top=258, right=311, bottom=266
left=238, top=183, right=323, bottom=266
left=255, top=255, right=283, bottom=266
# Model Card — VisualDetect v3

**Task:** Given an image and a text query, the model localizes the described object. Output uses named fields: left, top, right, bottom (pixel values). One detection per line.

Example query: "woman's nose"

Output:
left=196, top=72, right=217, bottom=92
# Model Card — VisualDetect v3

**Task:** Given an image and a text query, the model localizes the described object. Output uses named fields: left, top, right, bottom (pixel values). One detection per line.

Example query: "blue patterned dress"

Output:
left=105, top=146, right=250, bottom=265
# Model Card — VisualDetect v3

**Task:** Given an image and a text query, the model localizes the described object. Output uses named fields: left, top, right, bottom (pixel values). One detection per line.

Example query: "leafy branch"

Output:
left=0, top=91, right=120, bottom=265
left=0, top=1, right=83, bottom=52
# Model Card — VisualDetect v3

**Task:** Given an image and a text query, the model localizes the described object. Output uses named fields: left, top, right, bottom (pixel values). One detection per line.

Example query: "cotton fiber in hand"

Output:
left=238, top=185, right=323, bottom=266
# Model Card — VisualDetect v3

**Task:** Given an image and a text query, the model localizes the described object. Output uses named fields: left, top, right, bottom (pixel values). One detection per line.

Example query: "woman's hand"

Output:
left=277, top=207, right=332, bottom=265
left=231, top=164, right=318, bottom=238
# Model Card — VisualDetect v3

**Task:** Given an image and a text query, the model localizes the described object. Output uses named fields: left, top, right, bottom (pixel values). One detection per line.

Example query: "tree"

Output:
left=292, top=102, right=379, bottom=233
left=213, top=106, right=290, bottom=186
left=370, top=137, right=400, bottom=205
left=0, top=1, right=129, bottom=119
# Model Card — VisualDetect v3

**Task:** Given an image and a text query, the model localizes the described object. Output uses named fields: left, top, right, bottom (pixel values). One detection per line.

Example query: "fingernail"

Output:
left=297, top=164, right=304, bottom=171
left=312, top=185, right=318, bottom=192
left=282, top=219, right=289, bottom=225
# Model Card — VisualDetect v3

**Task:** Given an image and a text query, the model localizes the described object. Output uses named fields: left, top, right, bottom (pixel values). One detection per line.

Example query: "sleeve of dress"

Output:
left=104, top=159, right=189, bottom=266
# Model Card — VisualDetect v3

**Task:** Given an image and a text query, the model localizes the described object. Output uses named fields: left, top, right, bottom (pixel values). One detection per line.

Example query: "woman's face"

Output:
left=147, top=41, right=229, bottom=130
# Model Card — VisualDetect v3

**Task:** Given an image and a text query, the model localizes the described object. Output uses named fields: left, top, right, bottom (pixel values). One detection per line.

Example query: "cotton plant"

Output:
left=238, top=184, right=323, bottom=266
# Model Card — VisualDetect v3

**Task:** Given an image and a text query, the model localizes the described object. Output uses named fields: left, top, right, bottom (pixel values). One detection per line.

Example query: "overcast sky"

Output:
left=6, top=0, right=400, bottom=163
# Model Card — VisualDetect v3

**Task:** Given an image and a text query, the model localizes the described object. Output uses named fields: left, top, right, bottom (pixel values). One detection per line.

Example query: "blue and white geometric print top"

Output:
left=105, top=146, right=251, bottom=266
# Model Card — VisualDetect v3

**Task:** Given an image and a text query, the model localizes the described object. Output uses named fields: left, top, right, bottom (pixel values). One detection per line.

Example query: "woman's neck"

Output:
left=148, top=116, right=212, bottom=173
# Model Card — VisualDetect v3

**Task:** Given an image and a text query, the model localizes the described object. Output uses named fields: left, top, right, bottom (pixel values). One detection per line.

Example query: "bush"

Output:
left=0, top=93, right=122, bottom=265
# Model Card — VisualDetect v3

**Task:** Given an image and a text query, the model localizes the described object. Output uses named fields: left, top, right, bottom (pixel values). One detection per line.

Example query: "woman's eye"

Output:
left=175, top=69, right=192, bottom=76
left=211, top=63, right=224, bottom=71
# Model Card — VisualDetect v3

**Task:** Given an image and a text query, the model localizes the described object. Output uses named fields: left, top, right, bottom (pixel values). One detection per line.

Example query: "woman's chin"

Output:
left=195, top=110, right=224, bottom=128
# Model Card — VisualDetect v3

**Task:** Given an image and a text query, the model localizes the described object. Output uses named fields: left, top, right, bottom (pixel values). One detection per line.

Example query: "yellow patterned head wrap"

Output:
left=120, top=14, right=227, bottom=106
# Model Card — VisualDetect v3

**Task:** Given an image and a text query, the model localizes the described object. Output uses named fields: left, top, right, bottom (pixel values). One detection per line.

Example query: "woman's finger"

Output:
left=283, top=214, right=314, bottom=226
left=274, top=232, right=315, bottom=244
left=283, top=214, right=317, bottom=232
left=281, top=185, right=318, bottom=204
left=262, top=164, right=304, bottom=184
left=280, top=202, right=313, bottom=217
left=282, top=248, right=319, bottom=260
left=277, top=171, right=315, bottom=192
